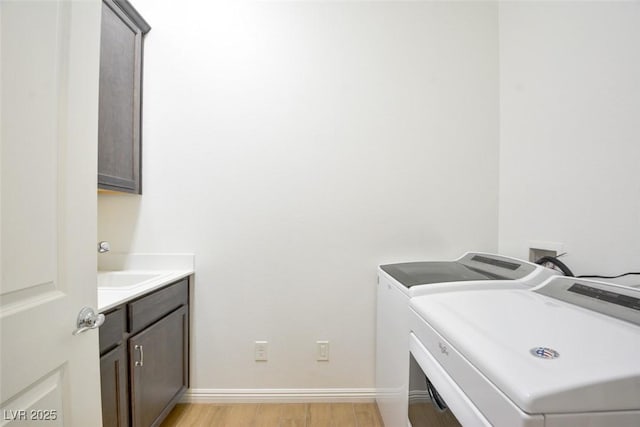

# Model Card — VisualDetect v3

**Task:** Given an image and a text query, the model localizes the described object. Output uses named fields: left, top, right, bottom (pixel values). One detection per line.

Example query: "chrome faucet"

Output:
left=98, top=241, right=111, bottom=253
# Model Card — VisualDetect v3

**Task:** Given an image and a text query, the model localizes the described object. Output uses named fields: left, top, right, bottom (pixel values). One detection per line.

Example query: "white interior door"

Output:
left=1, top=1, right=103, bottom=425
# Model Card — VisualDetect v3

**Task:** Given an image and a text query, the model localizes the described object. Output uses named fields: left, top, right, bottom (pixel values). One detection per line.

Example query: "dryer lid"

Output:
left=410, top=278, right=640, bottom=414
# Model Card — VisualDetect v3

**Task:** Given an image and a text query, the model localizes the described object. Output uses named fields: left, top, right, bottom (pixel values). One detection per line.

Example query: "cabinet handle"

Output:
left=135, top=345, right=144, bottom=367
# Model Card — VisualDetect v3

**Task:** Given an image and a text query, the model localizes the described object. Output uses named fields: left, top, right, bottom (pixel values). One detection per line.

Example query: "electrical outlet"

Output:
left=316, top=341, right=329, bottom=361
left=255, top=341, right=268, bottom=361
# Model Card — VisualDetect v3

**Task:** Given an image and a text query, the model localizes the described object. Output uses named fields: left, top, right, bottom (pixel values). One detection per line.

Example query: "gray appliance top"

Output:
left=380, top=253, right=536, bottom=288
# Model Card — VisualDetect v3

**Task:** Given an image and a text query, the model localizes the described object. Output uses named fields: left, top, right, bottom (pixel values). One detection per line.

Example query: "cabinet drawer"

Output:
left=128, top=279, right=188, bottom=334
left=99, top=307, right=126, bottom=355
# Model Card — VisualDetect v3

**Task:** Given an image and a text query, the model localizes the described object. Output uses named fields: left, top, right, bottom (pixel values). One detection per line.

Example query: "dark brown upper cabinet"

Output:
left=98, top=0, right=150, bottom=194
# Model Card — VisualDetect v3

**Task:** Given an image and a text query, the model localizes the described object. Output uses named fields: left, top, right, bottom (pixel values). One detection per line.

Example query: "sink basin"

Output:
left=98, top=271, right=165, bottom=290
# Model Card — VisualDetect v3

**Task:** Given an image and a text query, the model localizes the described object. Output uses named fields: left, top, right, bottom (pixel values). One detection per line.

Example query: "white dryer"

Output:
left=409, top=276, right=640, bottom=427
left=376, top=252, right=557, bottom=427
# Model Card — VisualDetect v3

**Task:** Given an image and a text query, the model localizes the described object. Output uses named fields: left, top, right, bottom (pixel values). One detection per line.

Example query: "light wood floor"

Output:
left=160, top=403, right=383, bottom=427
left=160, top=401, right=461, bottom=427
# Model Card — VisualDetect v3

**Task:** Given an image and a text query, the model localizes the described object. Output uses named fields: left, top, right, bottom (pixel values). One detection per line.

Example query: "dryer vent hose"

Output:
left=535, top=256, right=575, bottom=277
left=425, top=376, right=449, bottom=412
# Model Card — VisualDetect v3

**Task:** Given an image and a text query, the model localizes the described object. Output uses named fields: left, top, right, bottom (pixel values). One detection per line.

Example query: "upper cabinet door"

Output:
left=98, top=0, right=150, bottom=194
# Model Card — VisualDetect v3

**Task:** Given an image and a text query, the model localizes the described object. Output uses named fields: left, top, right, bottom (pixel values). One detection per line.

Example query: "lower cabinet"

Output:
left=130, top=306, right=188, bottom=427
left=99, top=278, right=190, bottom=427
left=100, top=345, right=129, bottom=427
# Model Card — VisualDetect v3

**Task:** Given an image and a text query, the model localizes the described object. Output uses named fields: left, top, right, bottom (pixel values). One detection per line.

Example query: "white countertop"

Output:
left=98, top=270, right=193, bottom=312
left=97, top=253, right=195, bottom=312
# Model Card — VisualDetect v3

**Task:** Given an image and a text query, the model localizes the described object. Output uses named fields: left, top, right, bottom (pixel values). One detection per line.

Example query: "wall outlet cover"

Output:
left=255, top=341, right=268, bottom=361
left=316, top=341, right=329, bottom=361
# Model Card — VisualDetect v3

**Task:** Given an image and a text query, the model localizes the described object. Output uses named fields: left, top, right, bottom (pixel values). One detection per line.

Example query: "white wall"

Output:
left=98, top=0, right=499, bottom=393
left=498, top=2, right=640, bottom=278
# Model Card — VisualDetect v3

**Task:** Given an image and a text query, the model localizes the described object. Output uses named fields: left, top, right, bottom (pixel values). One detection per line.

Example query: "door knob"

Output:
left=73, top=306, right=105, bottom=335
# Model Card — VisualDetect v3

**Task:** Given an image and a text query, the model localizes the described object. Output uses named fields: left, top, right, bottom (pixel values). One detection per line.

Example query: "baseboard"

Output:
left=182, top=388, right=377, bottom=404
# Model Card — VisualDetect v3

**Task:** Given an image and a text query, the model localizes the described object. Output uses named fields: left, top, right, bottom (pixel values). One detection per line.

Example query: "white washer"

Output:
left=376, top=252, right=557, bottom=427
left=409, top=276, right=640, bottom=427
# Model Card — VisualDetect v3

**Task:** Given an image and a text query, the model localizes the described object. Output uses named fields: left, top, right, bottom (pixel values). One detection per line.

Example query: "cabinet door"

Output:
left=101, top=345, right=130, bottom=427
left=129, top=306, right=188, bottom=427
left=97, top=0, right=145, bottom=194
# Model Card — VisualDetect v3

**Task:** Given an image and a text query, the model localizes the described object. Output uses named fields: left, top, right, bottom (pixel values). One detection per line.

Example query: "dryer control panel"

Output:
left=535, top=277, right=640, bottom=326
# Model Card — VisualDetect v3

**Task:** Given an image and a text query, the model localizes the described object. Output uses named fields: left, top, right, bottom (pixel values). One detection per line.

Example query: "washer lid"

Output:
left=381, top=253, right=536, bottom=288
left=380, top=261, right=501, bottom=287
left=410, top=279, right=640, bottom=414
